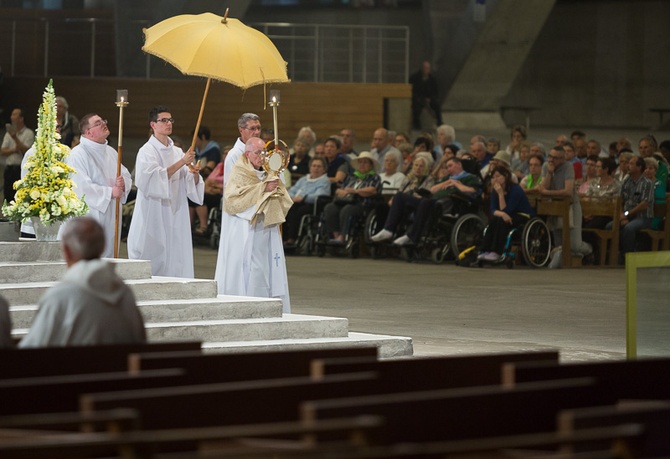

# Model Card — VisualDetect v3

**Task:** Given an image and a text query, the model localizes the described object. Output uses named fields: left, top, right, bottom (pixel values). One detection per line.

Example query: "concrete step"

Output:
left=9, top=295, right=284, bottom=329
left=0, top=259, right=153, bottom=284
left=0, top=241, right=62, bottom=262
left=12, top=314, right=351, bottom=343
left=143, top=314, right=350, bottom=342
left=202, top=332, right=414, bottom=359
left=0, top=277, right=218, bottom=306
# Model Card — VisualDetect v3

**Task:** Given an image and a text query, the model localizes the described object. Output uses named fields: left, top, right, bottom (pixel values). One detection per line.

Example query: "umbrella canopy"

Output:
left=142, top=11, right=289, bottom=90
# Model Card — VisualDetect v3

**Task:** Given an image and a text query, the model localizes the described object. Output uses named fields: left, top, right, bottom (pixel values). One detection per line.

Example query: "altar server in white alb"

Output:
left=66, top=114, right=132, bottom=257
left=127, top=106, right=204, bottom=278
left=216, top=137, right=292, bottom=312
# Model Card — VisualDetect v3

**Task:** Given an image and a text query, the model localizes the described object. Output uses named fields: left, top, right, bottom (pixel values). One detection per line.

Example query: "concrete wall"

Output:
left=502, top=0, right=670, bottom=129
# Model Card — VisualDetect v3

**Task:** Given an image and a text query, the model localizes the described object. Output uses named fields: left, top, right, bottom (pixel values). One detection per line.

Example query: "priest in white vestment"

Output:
left=67, top=113, right=132, bottom=257
left=19, top=217, right=146, bottom=348
left=215, top=137, right=293, bottom=312
left=127, top=106, right=204, bottom=278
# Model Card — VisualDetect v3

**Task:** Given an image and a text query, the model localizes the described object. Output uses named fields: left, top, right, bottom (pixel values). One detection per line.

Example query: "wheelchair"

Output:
left=291, top=195, right=331, bottom=256
left=414, top=193, right=487, bottom=264
left=467, top=215, right=552, bottom=269
left=315, top=197, right=380, bottom=258
left=206, top=197, right=223, bottom=249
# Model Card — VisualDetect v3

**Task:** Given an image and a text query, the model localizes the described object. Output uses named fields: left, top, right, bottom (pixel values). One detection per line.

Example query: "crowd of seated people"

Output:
left=190, top=121, right=670, bottom=266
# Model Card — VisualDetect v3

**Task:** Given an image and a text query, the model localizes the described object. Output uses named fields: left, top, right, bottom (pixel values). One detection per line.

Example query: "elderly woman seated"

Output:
left=374, top=152, right=434, bottom=230
left=477, top=166, right=535, bottom=262
left=323, top=152, right=382, bottom=244
left=283, top=157, right=331, bottom=247
left=379, top=151, right=407, bottom=197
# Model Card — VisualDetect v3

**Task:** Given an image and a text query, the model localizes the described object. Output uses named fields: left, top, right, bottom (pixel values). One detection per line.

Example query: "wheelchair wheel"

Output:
left=450, top=213, right=485, bottom=259
left=522, top=217, right=552, bottom=268
left=430, top=244, right=450, bottom=264
left=363, top=209, right=382, bottom=244
left=298, top=234, right=313, bottom=256
left=209, top=224, right=220, bottom=249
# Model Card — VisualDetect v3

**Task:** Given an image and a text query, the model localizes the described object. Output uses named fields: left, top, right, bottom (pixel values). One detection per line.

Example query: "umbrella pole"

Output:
left=190, top=78, right=212, bottom=153
left=114, top=94, right=128, bottom=259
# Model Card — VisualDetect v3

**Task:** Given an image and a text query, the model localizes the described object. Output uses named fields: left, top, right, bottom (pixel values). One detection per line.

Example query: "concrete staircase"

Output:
left=0, top=242, right=413, bottom=358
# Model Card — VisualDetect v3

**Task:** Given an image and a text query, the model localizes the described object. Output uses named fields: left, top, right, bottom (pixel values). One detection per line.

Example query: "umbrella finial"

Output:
left=222, top=8, right=229, bottom=24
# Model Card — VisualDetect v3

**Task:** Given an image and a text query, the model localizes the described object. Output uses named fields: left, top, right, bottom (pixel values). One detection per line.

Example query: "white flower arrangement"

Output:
left=2, top=80, right=88, bottom=224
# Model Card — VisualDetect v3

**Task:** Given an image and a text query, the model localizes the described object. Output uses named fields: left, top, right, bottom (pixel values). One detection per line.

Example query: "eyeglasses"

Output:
left=88, top=119, right=107, bottom=130
left=243, top=126, right=262, bottom=132
left=548, top=155, right=562, bottom=160
left=156, top=118, right=175, bottom=124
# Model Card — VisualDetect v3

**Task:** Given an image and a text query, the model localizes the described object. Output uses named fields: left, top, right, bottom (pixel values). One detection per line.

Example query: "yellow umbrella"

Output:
left=142, top=9, right=289, bottom=149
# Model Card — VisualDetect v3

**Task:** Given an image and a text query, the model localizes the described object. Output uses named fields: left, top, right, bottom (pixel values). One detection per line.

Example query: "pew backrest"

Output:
left=0, top=341, right=202, bottom=379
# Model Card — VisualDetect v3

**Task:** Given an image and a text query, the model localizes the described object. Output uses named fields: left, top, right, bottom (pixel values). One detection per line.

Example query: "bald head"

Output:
left=61, top=217, right=105, bottom=266
left=244, top=137, right=266, bottom=169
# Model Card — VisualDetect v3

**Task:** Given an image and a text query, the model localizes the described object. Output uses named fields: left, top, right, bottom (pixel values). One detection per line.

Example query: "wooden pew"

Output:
left=79, top=373, right=383, bottom=431
left=640, top=193, right=670, bottom=251
left=0, top=422, right=643, bottom=459
left=502, top=357, right=670, bottom=401
left=128, top=346, right=379, bottom=383
left=0, top=409, right=140, bottom=434
left=299, top=378, right=612, bottom=444
left=559, top=400, right=670, bottom=457
left=0, top=341, right=202, bottom=379
left=311, top=350, right=560, bottom=391
left=581, top=196, right=622, bottom=266
left=0, top=416, right=385, bottom=459
left=0, top=369, right=189, bottom=416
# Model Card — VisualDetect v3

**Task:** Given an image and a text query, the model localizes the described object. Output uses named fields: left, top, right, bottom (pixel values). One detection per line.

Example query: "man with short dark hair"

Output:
left=19, top=217, right=146, bottom=347
left=127, top=105, right=204, bottom=277
left=612, top=156, right=653, bottom=259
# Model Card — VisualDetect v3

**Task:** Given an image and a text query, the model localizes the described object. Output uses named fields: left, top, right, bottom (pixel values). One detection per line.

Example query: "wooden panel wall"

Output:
left=6, top=78, right=410, bottom=150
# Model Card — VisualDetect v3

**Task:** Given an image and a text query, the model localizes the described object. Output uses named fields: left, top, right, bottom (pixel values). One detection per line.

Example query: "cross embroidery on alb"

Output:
left=274, top=253, right=281, bottom=267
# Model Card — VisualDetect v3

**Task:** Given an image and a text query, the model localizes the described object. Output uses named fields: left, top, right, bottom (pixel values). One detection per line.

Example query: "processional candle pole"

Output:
left=114, top=89, right=129, bottom=259
left=269, top=89, right=280, bottom=145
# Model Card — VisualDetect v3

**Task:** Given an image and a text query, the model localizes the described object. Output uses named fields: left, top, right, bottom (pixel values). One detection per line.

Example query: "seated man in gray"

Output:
left=19, top=217, right=146, bottom=347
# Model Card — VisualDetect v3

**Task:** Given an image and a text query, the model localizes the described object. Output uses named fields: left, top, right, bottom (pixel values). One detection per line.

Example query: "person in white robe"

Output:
left=19, top=217, right=146, bottom=348
left=216, top=137, right=292, bottom=312
left=214, top=113, right=261, bottom=286
left=127, top=106, right=204, bottom=278
left=66, top=113, right=132, bottom=257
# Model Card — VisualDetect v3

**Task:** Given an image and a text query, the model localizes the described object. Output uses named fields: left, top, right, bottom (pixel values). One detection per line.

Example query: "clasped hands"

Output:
left=111, top=176, right=125, bottom=199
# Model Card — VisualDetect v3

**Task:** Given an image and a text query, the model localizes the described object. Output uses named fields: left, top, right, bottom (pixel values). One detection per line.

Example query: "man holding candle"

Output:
left=67, top=113, right=132, bottom=258
left=127, top=105, right=204, bottom=277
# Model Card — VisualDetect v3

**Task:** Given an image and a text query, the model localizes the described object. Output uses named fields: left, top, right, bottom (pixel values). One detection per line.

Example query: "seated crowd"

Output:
left=158, top=119, right=669, bottom=266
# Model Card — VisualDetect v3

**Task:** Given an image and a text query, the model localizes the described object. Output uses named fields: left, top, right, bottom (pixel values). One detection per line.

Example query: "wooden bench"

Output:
left=580, top=196, right=622, bottom=266
left=300, top=378, right=611, bottom=444
left=0, top=341, right=202, bottom=379
left=311, top=350, right=560, bottom=391
left=129, top=346, right=379, bottom=383
left=0, top=368, right=188, bottom=417
left=79, top=372, right=382, bottom=431
left=640, top=193, right=670, bottom=251
left=0, top=415, right=384, bottom=459
left=502, top=357, right=670, bottom=401
left=559, top=400, right=670, bottom=457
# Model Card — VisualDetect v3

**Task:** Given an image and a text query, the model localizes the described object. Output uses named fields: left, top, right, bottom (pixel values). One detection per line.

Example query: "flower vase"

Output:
left=31, top=217, right=61, bottom=241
